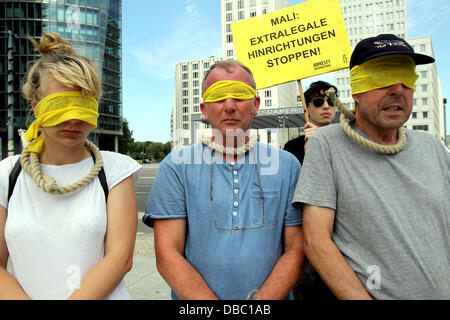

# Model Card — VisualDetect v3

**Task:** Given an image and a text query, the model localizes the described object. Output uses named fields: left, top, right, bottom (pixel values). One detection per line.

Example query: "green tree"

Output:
left=118, top=119, right=134, bottom=155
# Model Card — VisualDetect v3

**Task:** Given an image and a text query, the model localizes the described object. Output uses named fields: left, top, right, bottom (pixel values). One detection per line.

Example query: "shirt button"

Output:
left=233, top=170, right=238, bottom=175
left=234, top=201, right=239, bottom=207
left=234, top=189, right=239, bottom=194
left=234, top=179, right=239, bottom=184
left=232, top=211, right=238, bottom=216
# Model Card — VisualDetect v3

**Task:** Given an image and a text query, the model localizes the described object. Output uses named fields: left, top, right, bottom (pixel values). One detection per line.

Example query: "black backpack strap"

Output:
left=90, top=151, right=109, bottom=202
left=8, top=158, right=23, bottom=203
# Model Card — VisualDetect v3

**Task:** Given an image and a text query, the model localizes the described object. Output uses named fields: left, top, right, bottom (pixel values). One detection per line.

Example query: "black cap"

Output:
left=350, top=34, right=435, bottom=69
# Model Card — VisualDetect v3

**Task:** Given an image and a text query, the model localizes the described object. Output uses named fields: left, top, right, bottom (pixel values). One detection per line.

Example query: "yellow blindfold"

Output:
left=350, top=54, right=419, bottom=95
left=24, top=91, right=99, bottom=153
left=202, top=80, right=256, bottom=103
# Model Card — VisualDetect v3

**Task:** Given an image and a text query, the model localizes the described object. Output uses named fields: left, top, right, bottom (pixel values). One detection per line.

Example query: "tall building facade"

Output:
left=336, top=0, right=445, bottom=142
left=172, top=56, right=222, bottom=150
left=0, top=0, right=122, bottom=158
left=405, top=36, right=445, bottom=142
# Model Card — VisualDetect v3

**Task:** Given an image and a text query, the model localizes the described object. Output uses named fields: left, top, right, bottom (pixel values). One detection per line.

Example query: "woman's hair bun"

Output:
left=34, top=32, right=75, bottom=55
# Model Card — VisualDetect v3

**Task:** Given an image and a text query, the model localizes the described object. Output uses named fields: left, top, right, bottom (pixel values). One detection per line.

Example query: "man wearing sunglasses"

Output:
left=284, top=81, right=338, bottom=165
left=284, top=81, right=338, bottom=301
left=293, top=34, right=449, bottom=299
left=143, top=60, right=305, bottom=300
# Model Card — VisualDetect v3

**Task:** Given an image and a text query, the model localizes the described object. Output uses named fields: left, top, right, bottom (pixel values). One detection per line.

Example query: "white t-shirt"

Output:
left=0, top=151, right=142, bottom=300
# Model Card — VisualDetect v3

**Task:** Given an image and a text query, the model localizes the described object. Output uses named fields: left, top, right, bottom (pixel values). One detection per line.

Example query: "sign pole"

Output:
left=297, top=79, right=310, bottom=124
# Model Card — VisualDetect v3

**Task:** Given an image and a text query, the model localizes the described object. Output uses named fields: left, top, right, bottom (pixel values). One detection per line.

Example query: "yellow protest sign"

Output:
left=231, top=0, right=351, bottom=90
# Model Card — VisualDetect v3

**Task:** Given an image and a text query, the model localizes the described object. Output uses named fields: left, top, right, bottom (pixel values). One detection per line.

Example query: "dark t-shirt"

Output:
left=283, top=135, right=306, bottom=164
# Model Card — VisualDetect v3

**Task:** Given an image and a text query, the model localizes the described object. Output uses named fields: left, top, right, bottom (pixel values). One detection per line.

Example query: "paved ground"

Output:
left=125, top=216, right=172, bottom=300
left=124, top=163, right=172, bottom=300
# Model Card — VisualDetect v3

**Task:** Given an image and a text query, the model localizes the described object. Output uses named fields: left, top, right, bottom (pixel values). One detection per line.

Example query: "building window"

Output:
left=421, top=84, right=427, bottom=92
left=238, top=11, right=244, bottom=20
left=183, top=98, right=189, bottom=105
left=193, top=89, right=199, bottom=96
left=182, top=65, right=188, bottom=71
left=413, top=125, right=428, bottom=131
left=412, top=112, right=417, bottom=118
left=264, top=90, right=271, bottom=98
left=226, top=2, right=232, bottom=11
left=250, top=9, right=257, bottom=17
left=422, top=98, right=428, bottom=105
left=203, top=62, right=210, bottom=69
left=183, top=115, right=189, bottom=122
left=227, top=34, right=233, bottom=43
left=413, top=98, right=417, bottom=105
left=182, top=81, right=188, bottom=88
left=182, top=73, right=188, bottom=80
left=182, top=106, right=189, bottom=113
left=421, top=71, right=427, bottom=78
left=226, top=13, right=232, bottom=22
left=194, top=105, right=200, bottom=113
left=192, top=63, right=198, bottom=70
left=423, top=111, right=428, bottom=118
left=237, top=0, right=244, bottom=10
left=182, top=90, right=188, bottom=97
left=265, top=100, right=272, bottom=107
left=193, top=72, right=199, bottom=79
left=420, top=44, right=426, bottom=51
left=193, top=80, right=199, bottom=87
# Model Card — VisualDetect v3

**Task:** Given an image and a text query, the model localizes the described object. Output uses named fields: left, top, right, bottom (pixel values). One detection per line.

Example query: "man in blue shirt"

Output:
left=143, top=60, right=304, bottom=300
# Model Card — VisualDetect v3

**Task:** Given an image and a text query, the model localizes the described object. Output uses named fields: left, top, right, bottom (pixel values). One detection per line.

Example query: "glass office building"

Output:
left=0, top=0, right=122, bottom=157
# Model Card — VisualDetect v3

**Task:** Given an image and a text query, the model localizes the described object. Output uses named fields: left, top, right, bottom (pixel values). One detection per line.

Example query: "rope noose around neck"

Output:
left=325, top=88, right=406, bottom=154
left=201, top=134, right=258, bottom=156
left=20, top=140, right=104, bottom=195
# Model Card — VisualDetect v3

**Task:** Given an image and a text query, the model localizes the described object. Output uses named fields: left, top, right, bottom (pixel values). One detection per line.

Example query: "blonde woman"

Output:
left=0, top=33, right=141, bottom=299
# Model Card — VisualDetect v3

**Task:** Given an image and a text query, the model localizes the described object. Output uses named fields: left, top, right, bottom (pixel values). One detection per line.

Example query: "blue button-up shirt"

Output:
left=144, top=142, right=302, bottom=300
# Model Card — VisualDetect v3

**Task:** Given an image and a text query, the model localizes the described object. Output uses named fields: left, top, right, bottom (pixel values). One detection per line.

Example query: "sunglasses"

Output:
left=312, top=97, right=334, bottom=107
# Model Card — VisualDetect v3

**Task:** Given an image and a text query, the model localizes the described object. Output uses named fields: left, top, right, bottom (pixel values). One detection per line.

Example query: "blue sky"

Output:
left=122, top=0, right=450, bottom=143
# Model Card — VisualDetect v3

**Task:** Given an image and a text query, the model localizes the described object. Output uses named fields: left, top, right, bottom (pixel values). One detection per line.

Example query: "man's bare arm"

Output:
left=303, top=204, right=372, bottom=300
left=153, top=218, right=219, bottom=300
